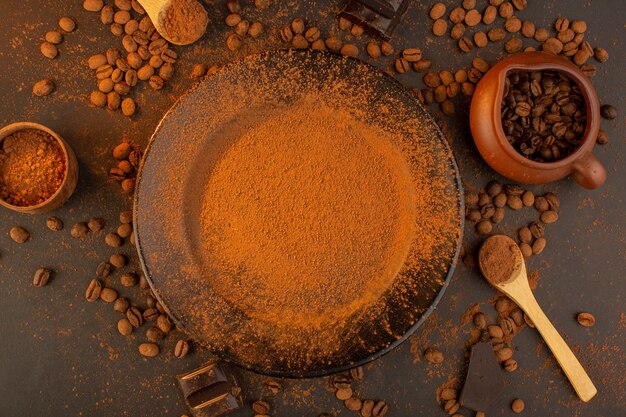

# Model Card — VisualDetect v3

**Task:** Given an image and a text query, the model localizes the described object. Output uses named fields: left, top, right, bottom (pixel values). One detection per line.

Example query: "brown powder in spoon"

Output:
left=479, top=236, right=522, bottom=285
left=159, top=0, right=208, bottom=44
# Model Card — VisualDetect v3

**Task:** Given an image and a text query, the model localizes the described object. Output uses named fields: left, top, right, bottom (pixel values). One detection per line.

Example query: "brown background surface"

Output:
left=0, top=0, right=624, bottom=416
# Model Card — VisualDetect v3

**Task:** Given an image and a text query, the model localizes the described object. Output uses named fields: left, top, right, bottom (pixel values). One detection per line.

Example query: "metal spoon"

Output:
left=137, top=0, right=208, bottom=45
left=478, top=234, right=597, bottom=402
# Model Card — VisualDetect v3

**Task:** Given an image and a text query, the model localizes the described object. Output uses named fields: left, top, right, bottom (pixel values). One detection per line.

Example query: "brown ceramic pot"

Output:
left=470, top=51, right=605, bottom=189
left=0, top=122, right=78, bottom=214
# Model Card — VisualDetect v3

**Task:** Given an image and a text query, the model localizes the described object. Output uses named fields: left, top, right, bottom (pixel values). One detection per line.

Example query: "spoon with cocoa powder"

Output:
left=138, top=0, right=208, bottom=45
left=479, top=235, right=597, bottom=402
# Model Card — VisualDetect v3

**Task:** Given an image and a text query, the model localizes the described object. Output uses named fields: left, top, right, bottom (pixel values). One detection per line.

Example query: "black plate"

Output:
left=134, top=50, right=464, bottom=378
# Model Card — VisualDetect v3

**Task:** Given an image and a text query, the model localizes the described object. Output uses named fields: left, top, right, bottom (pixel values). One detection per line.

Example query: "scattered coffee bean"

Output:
left=46, top=216, right=64, bottom=231
left=488, top=325, right=504, bottom=339
left=174, top=339, right=190, bottom=358
left=100, top=287, right=118, bottom=303
left=126, top=306, right=143, bottom=327
left=138, top=342, right=159, bottom=357
left=473, top=312, right=487, bottom=329
left=577, top=312, right=595, bottom=327
left=336, top=387, right=353, bottom=401
left=596, top=129, right=608, bottom=145
left=114, top=296, right=130, bottom=313
left=143, top=308, right=159, bottom=321
left=600, top=104, right=617, bottom=120
left=532, top=237, right=547, bottom=254
left=32, top=79, right=55, bottom=97
left=518, top=226, right=532, bottom=243
left=109, top=253, right=128, bottom=268
left=495, top=347, right=513, bottom=362
left=372, top=400, right=388, bottom=417
left=540, top=210, right=558, bottom=224
left=349, top=366, right=364, bottom=381
left=430, top=3, right=446, bottom=20
left=33, top=268, right=52, bottom=287
left=504, top=358, right=518, bottom=372
left=519, top=242, right=532, bottom=258
left=495, top=296, right=511, bottom=313
left=157, top=314, right=173, bottom=333
left=70, top=222, right=89, bottom=238
left=440, top=387, right=457, bottom=401
left=476, top=219, right=492, bottom=235
left=105, top=232, right=124, bottom=247
left=146, top=326, right=165, bottom=342
left=10, top=226, right=30, bottom=243
left=424, top=348, right=444, bottom=364
left=58, top=16, right=76, bottom=32
left=120, top=272, right=138, bottom=287
left=117, top=317, right=133, bottom=335
left=87, top=217, right=105, bottom=232
left=85, top=279, right=102, bottom=302
left=345, top=397, right=362, bottom=411
left=432, top=19, right=448, bottom=37
left=511, top=398, right=525, bottom=413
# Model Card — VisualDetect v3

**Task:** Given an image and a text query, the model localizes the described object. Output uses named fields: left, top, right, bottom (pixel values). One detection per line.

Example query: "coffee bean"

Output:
left=174, top=339, right=190, bottom=358
left=430, top=3, right=446, bottom=19
left=443, top=399, right=459, bottom=415
left=394, top=58, right=410, bottom=74
left=503, top=358, right=518, bottom=372
left=9, top=226, right=30, bottom=243
left=33, top=79, right=56, bottom=97
left=117, top=318, right=133, bottom=335
left=120, top=98, right=136, bottom=117
left=345, top=397, right=362, bottom=411
left=87, top=217, right=105, bottom=233
left=114, top=297, right=130, bottom=313
left=95, top=261, right=112, bottom=278
left=248, top=21, right=263, bottom=38
left=138, top=342, right=159, bottom=357
left=593, top=47, right=609, bottom=63
left=511, top=308, right=525, bottom=327
left=521, top=190, right=535, bottom=207
left=341, top=44, right=359, bottom=57
left=500, top=317, right=517, bottom=336
left=40, top=42, right=59, bottom=59
left=465, top=9, right=481, bottom=26
left=465, top=191, right=479, bottom=206
left=432, top=19, right=448, bottom=37
left=100, top=287, right=118, bottom=303
left=85, top=279, right=102, bottom=302
left=518, top=226, right=532, bottom=243
left=372, top=400, right=388, bottom=417
left=44, top=217, right=63, bottom=232
left=157, top=314, right=173, bottom=333
left=69, top=222, right=90, bottom=239
left=577, top=312, right=595, bottom=327
left=596, top=129, right=608, bottom=145
left=402, top=48, right=422, bottom=62
left=478, top=192, right=491, bottom=206
left=540, top=210, right=558, bottom=224
left=120, top=272, right=138, bottom=287
left=496, top=347, right=513, bottom=362
left=440, top=387, right=457, bottom=401
left=532, top=238, right=546, bottom=254
left=466, top=209, right=481, bottom=222
left=117, top=223, right=133, bottom=239
left=126, top=306, right=143, bottom=328
left=488, top=325, right=503, bottom=339
left=511, top=398, right=525, bottom=413
left=83, top=0, right=103, bottom=12
left=495, top=296, right=511, bottom=313
left=32, top=268, right=52, bottom=287
left=475, top=220, right=492, bottom=235
left=360, top=399, right=375, bottom=417
left=458, top=37, right=473, bottom=52
left=600, top=104, right=617, bottom=120
left=109, top=253, right=127, bottom=269
left=58, top=16, right=76, bottom=32
left=145, top=326, right=164, bottom=342
left=505, top=37, right=523, bottom=53
left=105, top=232, right=123, bottom=247
left=336, top=387, right=353, bottom=401
left=143, top=308, right=159, bottom=321
left=506, top=195, right=523, bottom=210
left=473, top=312, right=487, bottom=329
left=424, top=347, right=444, bottom=364
left=450, top=23, right=466, bottom=40
left=349, top=366, right=364, bottom=381
left=449, top=7, right=465, bottom=24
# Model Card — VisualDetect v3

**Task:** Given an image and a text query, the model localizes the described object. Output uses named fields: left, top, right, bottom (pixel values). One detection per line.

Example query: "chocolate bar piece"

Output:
left=459, top=342, right=505, bottom=412
left=177, top=362, right=243, bottom=417
left=339, top=0, right=410, bottom=39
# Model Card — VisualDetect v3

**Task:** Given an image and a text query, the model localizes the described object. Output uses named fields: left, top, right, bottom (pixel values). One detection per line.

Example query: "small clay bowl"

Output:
left=470, top=51, right=606, bottom=189
left=0, top=122, right=78, bottom=214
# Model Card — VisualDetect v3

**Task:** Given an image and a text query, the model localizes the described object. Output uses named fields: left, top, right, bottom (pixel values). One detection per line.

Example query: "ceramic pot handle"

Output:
left=571, top=152, right=606, bottom=189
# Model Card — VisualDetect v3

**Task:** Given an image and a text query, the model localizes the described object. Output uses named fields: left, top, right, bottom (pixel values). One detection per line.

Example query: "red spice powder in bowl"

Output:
left=0, top=122, right=78, bottom=214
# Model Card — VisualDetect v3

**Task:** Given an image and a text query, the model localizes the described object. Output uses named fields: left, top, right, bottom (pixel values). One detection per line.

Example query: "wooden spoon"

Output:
left=478, top=235, right=597, bottom=402
left=137, top=0, right=208, bottom=45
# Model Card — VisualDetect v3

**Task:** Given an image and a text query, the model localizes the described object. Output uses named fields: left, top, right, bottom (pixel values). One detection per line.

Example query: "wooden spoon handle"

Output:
left=523, top=296, right=597, bottom=402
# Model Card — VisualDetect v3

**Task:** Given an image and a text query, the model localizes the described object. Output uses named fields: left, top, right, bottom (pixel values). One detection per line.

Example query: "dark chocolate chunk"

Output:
left=459, top=342, right=504, bottom=412
left=339, top=0, right=410, bottom=39
left=177, top=361, right=242, bottom=417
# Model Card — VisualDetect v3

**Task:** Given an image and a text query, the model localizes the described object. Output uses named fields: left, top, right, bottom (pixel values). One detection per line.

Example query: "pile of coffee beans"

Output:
left=502, top=71, right=586, bottom=162
left=278, top=17, right=361, bottom=57
left=465, top=180, right=558, bottom=258
left=109, top=136, right=143, bottom=194
left=223, top=0, right=265, bottom=51
left=83, top=0, right=178, bottom=117
left=327, top=368, right=388, bottom=416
